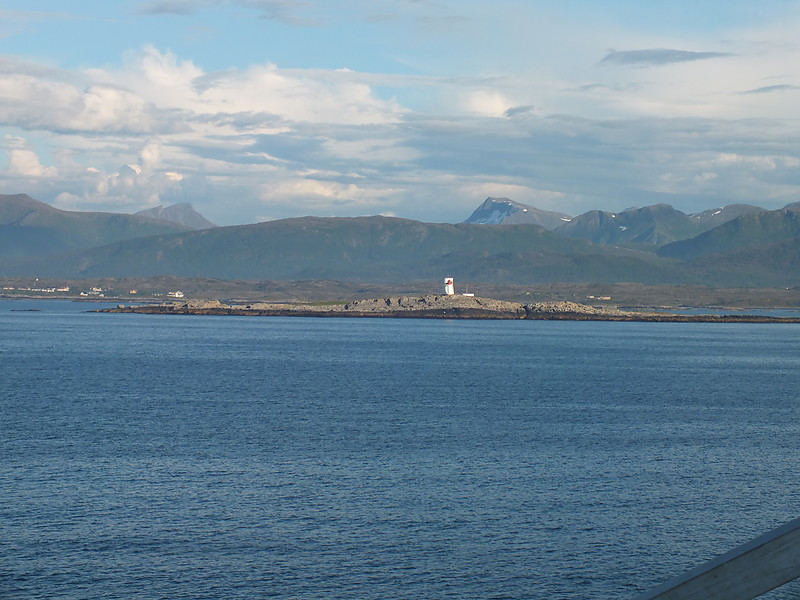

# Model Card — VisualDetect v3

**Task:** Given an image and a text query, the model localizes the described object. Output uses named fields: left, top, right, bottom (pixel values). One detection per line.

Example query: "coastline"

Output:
left=97, top=295, right=800, bottom=323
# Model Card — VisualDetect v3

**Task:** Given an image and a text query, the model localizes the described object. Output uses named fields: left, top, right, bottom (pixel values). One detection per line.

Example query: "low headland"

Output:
left=100, top=295, right=800, bottom=322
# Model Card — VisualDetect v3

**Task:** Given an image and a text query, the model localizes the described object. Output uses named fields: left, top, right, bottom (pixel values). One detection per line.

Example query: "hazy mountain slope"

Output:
left=0, top=193, right=53, bottom=222
left=0, top=193, right=191, bottom=258
left=658, top=206, right=800, bottom=260
left=688, top=204, right=765, bottom=229
left=135, top=203, right=217, bottom=229
left=554, top=204, right=705, bottom=246
left=0, top=225, right=68, bottom=258
left=464, top=197, right=572, bottom=229
left=2, top=215, right=686, bottom=284
left=687, top=237, right=800, bottom=287
left=431, top=249, right=686, bottom=285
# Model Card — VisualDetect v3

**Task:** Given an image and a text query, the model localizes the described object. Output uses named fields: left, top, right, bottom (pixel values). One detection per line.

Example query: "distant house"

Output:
left=168, top=290, right=185, bottom=298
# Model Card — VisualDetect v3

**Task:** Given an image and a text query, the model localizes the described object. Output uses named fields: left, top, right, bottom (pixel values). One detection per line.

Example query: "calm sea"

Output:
left=2, top=298, right=800, bottom=599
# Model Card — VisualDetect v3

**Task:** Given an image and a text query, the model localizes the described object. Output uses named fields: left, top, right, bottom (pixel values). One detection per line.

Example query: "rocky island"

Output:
left=99, top=295, right=800, bottom=322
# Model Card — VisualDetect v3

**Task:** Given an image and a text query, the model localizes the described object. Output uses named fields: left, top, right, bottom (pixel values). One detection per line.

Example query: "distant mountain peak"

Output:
left=464, top=197, right=572, bottom=230
left=1, top=193, right=58, bottom=225
left=687, top=204, right=765, bottom=229
left=783, top=201, right=800, bottom=212
left=135, top=203, right=216, bottom=230
left=556, top=204, right=701, bottom=246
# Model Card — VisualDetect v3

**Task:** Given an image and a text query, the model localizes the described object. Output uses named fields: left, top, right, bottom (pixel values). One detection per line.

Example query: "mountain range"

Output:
left=1, top=193, right=799, bottom=287
left=464, top=197, right=766, bottom=247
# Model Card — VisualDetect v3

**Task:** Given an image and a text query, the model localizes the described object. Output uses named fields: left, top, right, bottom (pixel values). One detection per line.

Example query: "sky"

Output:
left=1, top=1, right=800, bottom=226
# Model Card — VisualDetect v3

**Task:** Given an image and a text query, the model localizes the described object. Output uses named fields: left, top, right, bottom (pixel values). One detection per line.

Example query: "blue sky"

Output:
left=1, top=0, right=799, bottom=225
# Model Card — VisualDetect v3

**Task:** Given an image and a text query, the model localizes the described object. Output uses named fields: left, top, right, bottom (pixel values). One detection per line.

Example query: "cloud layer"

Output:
left=1, top=1, right=800, bottom=225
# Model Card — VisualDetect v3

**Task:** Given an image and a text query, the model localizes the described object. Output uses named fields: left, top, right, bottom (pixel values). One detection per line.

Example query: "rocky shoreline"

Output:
left=98, top=295, right=800, bottom=322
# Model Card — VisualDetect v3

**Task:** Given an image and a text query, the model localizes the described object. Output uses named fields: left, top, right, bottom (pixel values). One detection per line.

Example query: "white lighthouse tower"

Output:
left=444, top=277, right=455, bottom=295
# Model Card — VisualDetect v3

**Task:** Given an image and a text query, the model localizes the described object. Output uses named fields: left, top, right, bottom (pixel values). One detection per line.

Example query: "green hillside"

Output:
left=687, top=238, right=800, bottom=287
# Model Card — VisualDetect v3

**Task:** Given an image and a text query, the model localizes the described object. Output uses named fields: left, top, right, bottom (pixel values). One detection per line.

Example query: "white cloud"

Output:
left=694, top=172, right=718, bottom=184
left=711, top=152, right=800, bottom=171
left=0, top=46, right=402, bottom=141
left=192, top=63, right=404, bottom=126
left=459, top=90, right=513, bottom=117
left=8, top=148, right=57, bottom=177
left=41, top=141, right=186, bottom=211
left=4, top=135, right=57, bottom=178
left=138, top=140, right=162, bottom=171
left=0, top=70, right=179, bottom=134
left=259, top=177, right=404, bottom=214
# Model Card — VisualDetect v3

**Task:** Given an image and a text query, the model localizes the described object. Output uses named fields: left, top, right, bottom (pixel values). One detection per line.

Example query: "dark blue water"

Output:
left=639, top=306, right=800, bottom=318
left=2, top=299, right=800, bottom=599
